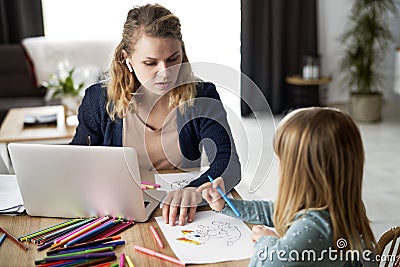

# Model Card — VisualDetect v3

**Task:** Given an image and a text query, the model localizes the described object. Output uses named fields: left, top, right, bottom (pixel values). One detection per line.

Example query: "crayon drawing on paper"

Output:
left=155, top=211, right=253, bottom=264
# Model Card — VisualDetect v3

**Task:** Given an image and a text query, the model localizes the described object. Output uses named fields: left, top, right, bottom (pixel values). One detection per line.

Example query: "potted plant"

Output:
left=339, top=0, right=396, bottom=122
left=43, top=64, right=85, bottom=117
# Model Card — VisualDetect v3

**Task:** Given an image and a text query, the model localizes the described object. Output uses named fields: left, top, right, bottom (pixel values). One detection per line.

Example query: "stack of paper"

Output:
left=0, top=175, right=25, bottom=215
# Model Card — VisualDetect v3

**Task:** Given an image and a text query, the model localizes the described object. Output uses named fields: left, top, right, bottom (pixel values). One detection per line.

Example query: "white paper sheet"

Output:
left=154, top=170, right=206, bottom=192
left=0, top=175, right=25, bottom=214
left=155, top=211, right=253, bottom=264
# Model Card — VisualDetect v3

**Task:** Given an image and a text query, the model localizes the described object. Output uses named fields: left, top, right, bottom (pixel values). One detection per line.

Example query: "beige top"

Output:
left=123, top=105, right=182, bottom=172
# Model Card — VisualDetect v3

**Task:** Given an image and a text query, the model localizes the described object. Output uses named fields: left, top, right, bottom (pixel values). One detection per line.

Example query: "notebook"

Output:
left=8, top=143, right=166, bottom=222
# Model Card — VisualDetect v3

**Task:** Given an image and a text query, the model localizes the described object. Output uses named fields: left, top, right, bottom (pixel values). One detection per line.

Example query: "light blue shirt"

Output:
left=219, top=199, right=374, bottom=267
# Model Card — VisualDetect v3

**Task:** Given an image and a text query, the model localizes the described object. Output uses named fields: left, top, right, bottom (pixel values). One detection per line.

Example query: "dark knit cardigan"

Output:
left=70, top=81, right=241, bottom=192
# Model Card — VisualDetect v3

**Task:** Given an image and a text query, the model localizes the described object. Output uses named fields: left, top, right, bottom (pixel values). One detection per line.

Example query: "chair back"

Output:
left=376, top=226, right=400, bottom=267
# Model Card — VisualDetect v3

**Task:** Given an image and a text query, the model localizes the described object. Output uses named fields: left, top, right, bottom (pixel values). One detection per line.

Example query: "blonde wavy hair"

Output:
left=105, top=4, right=196, bottom=120
left=273, top=107, right=376, bottom=252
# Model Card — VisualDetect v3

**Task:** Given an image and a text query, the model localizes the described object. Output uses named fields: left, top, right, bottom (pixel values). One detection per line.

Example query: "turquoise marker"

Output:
left=208, top=176, right=241, bottom=217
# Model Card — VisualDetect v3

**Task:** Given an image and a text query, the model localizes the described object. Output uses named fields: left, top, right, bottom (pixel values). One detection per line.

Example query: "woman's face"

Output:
left=129, top=35, right=183, bottom=96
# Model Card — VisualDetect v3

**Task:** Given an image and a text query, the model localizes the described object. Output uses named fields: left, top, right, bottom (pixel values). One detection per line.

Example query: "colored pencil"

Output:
left=134, top=245, right=185, bottom=266
left=32, top=220, right=93, bottom=244
left=125, top=255, right=135, bottom=267
left=119, top=253, right=125, bottom=267
left=35, top=260, right=70, bottom=267
left=47, top=236, right=121, bottom=255
left=46, top=247, right=114, bottom=258
left=72, top=256, right=116, bottom=267
left=208, top=175, right=241, bottom=217
left=49, top=244, right=116, bottom=256
left=39, top=219, right=99, bottom=251
left=93, top=221, right=134, bottom=240
left=84, top=221, right=124, bottom=242
left=0, top=226, right=28, bottom=251
left=141, top=181, right=161, bottom=188
left=38, top=218, right=96, bottom=243
left=150, top=225, right=164, bottom=248
left=141, top=184, right=155, bottom=189
left=91, top=263, right=111, bottom=267
left=19, top=218, right=84, bottom=241
left=51, top=217, right=110, bottom=249
left=42, top=252, right=116, bottom=262
left=54, top=217, right=108, bottom=244
left=36, top=255, right=116, bottom=266
left=65, top=219, right=119, bottom=247
left=0, top=234, right=6, bottom=246
left=38, top=259, right=87, bottom=267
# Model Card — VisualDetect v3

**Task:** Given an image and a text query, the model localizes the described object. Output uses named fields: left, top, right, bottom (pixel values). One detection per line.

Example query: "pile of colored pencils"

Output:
left=18, top=216, right=134, bottom=266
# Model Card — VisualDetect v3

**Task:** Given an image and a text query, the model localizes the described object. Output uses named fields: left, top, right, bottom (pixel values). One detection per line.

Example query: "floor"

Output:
left=233, top=101, right=400, bottom=240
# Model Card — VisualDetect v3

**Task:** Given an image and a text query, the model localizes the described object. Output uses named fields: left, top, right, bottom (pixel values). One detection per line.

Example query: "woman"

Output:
left=71, top=4, right=241, bottom=226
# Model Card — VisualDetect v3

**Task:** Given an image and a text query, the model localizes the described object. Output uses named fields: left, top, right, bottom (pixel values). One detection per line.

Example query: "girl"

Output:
left=198, top=107, right=376, bottom=266
left=71, top=4, right=240, bottom=226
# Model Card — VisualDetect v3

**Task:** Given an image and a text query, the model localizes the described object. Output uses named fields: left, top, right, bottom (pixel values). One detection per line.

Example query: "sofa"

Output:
left=0, top=44, right=47, bottom=124
left=0, top=37, right=118, bottom=125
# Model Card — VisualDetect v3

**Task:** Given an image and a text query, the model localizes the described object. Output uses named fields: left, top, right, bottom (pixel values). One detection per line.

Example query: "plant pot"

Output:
left=61, top=96, right=81, bottom=118
left=349, top=92, right=382, bottom=122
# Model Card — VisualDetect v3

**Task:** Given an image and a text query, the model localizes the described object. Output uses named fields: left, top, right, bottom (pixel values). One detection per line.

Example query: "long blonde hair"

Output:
left=105, top=4, right=196, bottom=120
left=273, top=107, right=376, bottom=251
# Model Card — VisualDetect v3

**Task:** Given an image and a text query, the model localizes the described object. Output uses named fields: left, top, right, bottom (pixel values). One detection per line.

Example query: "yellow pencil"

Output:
left=20, top=218, right=84, bottom=242
left=126, top=255, right=135, bottom=267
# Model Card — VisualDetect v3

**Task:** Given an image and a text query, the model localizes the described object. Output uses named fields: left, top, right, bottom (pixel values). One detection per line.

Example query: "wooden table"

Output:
left=0, top=105, right=77, bottom=171
left=0, top=105, right=76, bottom=144
left=0, top=170, right=251, bottom=266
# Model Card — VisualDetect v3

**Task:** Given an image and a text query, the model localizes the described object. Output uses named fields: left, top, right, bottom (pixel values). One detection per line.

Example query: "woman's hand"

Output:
left=251, top=225, right=279, bottom=243
left=197, top=177, right=226, bottom=212
left=162, top=187, right=202, bottom=226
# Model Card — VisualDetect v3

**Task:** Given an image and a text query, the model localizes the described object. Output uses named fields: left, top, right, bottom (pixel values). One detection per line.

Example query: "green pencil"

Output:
left=45, top=246, right=114, bottom=259
left=19, top=218, right=85, bottom=241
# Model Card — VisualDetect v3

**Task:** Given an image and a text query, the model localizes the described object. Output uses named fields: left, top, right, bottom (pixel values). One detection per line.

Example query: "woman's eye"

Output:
left=168, top=57, right=179, bottom=62
left=144, top=62, right=156, bottom=66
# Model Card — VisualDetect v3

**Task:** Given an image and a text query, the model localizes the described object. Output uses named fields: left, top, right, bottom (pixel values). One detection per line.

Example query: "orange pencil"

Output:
left=0, top=226, right=29, bottom=251
left=50, top=217, right=109, bottom=249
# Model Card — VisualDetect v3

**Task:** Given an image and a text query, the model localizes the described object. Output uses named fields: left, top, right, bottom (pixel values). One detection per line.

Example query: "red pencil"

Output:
left=93, top=221, right=134, bottom=240
left=0, top=226, right=29, bottom=251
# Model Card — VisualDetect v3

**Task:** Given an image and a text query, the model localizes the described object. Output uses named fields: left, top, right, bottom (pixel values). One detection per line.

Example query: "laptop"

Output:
left=8, top=143, right=166, bottom=222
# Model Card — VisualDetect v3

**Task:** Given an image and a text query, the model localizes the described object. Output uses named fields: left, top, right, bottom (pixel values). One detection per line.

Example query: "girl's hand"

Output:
left=251, top=225, right=279, bottom=243
left=162, top=187, right=202, bottom=226
left=197, top=177, right=226, bottom=212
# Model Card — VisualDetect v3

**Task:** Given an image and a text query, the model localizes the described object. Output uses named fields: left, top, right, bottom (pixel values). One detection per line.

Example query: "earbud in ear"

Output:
left=125, top=59, right=133, bottom=72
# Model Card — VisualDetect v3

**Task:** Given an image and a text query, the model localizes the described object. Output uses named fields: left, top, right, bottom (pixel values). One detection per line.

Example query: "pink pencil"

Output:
left=119, top=253, right=125, bottom=267
left=134, top=245, right=185, bottom=266
left=141, top=181, right=161, bottom=188
left=150, top=225, right=164, bottom=248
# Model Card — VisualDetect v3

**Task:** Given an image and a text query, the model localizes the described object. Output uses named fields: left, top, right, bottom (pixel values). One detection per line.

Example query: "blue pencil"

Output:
left=0, top=234, right=6, bottom=246
left=64, top=220, right=119, bottom=247
left=208, top=175, right=241, bottom=217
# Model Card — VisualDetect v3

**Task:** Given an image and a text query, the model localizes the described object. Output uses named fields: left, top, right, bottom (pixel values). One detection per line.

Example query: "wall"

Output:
left=318, top=0, right=400, bottom=104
